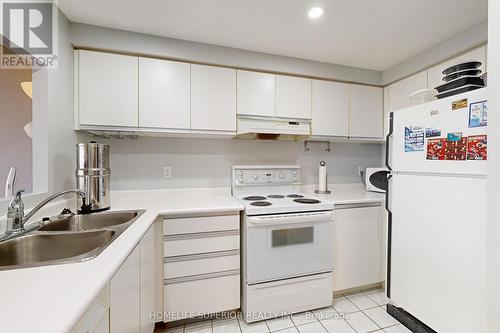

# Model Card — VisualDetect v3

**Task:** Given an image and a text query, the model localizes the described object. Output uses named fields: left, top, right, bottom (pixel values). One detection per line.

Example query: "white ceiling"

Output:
left=59, top=0, right=488, bottom=71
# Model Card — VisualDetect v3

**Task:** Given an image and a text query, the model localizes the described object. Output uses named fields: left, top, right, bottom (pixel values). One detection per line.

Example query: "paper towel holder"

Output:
left=315, top=161, right=331, bottom=194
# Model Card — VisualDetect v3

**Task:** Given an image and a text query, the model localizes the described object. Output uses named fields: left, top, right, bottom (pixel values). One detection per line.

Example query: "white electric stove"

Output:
left=232, top=165, right=335, bottom=322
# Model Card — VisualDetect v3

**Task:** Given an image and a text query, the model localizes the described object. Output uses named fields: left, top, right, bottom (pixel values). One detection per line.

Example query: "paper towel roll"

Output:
left=318, top=161, right=327, bottom=192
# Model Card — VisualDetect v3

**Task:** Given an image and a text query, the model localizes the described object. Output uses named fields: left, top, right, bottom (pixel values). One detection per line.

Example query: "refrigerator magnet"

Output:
left=404, top=126, right=424, bottom=152
left=467, top=135, right=487, bottom=160
left=468, top=100, right=487, bottom=128
left=452, top=98, right=468, bottom=111
left=445, top=137, right=467, bottom=160
left=447, top=132, right=462, bottom=141
left=427, top=138, right=446, bottom=160
left=425, top=127, right=441, bottom=138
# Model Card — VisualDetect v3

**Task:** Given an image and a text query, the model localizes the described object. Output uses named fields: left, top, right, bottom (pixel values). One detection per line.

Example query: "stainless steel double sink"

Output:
left=0, top=210, right=144, bottom=270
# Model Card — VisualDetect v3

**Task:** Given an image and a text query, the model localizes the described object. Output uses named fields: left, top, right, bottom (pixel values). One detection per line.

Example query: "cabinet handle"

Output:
left=163, top=229, right=239, bottom=241
left=334, top=202, right=382, bottom=210
left=164, top=269, right=240, bottom=285
left=164, top=250, right=239, bottom=263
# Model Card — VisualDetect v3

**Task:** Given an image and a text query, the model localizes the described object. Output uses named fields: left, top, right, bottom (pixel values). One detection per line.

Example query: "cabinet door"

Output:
left=332, top=205, right=384, bottom=291
left=385, top=71, right=427, bottom=138
left=139, top=58, right=190, bottom=129
left=427, top=46, right=486, bottom=90
left=311, top=80, right=349, bottom=137
left=191, top=64, right=236, bottom=131
left=276, top=75, right=312, bottom=119
left=237, top=70, right=275, bottom=117
left=78, top=50, right=138, bottom=127
left=387, top=71, right=427, bottom=112
left=110, top=245, right=140, bottom=333
left=140, top=226, right=156, bottom=333
left=349, top=85, right=383, bottom=138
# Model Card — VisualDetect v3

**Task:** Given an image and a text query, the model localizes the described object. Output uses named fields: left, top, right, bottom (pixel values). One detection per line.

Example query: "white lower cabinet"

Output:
left=162, top=213, right=241, bottom=322
left=107, top=225, right=156, bottom=333
left=71, top=285, right=110, bottom=333
left=332, top=203, right=385, bottom=292
left=140, top=226, right=157, bottom=333
left=110, top=245, right=141, bottom=333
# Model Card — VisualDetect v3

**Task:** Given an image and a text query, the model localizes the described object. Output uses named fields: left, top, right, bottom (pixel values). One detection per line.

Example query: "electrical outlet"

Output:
left=163, top=166, right=172, bottom=178
left=358, top=166, right=364, bottom=176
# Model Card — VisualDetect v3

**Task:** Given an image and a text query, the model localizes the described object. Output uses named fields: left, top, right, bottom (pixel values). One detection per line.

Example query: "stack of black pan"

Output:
left=435, top=61, right=485, bottom=99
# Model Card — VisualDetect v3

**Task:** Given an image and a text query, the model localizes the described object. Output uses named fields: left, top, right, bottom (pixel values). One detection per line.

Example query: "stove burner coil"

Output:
left=287, top=194, right=304, bottom=198
left=243, top=196, right=267, bottom=201
left=293, top=198, right=321, bottom=204
left=250, top=201, right=272, bottom=206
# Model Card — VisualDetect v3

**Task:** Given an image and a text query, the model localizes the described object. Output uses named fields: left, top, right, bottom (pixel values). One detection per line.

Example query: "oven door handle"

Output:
left=246, top=210, right=334, bottom=227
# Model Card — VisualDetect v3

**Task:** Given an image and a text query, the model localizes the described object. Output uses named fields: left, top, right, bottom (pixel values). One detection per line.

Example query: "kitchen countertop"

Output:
left=0, top=188, right=243, bottom=333
left=0, top=184, right=384, bottom=333
left=304, top=183, right=385, bottom=205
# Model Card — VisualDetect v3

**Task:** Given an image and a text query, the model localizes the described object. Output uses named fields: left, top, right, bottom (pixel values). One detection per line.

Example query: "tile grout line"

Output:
left=360, top=306, right=385, bottom=331
left=235, top=316, right=243, bottom=333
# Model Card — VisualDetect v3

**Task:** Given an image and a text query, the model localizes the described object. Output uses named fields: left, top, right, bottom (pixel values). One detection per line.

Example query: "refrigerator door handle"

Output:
left=385, top=174, right=393, bottom=298
left=385, top=112, right=394, bottom=170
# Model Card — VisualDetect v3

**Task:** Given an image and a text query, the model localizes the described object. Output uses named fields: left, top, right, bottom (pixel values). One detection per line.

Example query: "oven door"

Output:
left=244, top=210, right=334, bottom=284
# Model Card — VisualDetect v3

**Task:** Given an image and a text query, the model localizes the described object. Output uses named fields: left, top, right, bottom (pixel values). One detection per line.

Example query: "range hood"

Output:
left=235, top=115, right=311, bottom=141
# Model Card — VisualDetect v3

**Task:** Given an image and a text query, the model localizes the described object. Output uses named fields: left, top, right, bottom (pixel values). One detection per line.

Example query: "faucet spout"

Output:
left=5, top=189, right=88, bottom=236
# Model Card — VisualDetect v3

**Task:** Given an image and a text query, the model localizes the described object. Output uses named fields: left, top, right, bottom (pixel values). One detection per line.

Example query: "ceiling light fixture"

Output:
left=308, top=7, right=324, bottom=19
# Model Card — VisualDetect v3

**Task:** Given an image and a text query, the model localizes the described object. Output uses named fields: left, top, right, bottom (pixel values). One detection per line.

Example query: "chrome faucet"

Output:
left=5, top=189, right=88, bottom=235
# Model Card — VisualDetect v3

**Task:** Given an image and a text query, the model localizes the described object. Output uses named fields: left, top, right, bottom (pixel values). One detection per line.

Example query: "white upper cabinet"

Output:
left=191, top=64, right=236, bottom=132
left=276, top=75, right=312, bottom=119
left=427, top=46, right=487, bottom=90
left=139, top=58, right=190, bottom=130
left=311, top=80, right=349, bottom=137
left=387, top=71, right=427, bottom=113
left=78, top=50, right=138, bottom=127
left=349, top=85, right=383, bottom=139
left=237, top=70, right=275, bottom=118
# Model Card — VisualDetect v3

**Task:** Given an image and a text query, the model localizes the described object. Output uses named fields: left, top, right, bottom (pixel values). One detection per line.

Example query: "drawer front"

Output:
left=163, top=272, right=240, bottom=322
left=164, top=252, right=240, bottom=279
left=163, top=231, right=239, bottom=257
left=163, top=215, right=239, bottom=235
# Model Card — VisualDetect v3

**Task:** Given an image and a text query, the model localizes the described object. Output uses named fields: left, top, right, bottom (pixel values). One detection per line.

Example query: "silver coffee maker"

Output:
left=76, top=142, right=111, bottom=213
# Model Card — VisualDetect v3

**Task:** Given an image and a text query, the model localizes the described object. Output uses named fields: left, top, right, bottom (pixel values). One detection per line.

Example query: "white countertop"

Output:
left=304, top=183, right=385, bottom=205
left=0, top=184, right=383, bottom=333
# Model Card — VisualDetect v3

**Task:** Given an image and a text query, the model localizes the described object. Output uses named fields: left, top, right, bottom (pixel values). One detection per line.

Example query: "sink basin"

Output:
left=0, top=210, right=144, bottom=270
left=39, top=211, right=139, bottom=232
left=0, top=230, right=114, bottom=269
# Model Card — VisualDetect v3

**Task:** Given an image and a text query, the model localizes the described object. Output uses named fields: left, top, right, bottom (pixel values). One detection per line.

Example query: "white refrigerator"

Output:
left=386, top=88, right=487, bottom=333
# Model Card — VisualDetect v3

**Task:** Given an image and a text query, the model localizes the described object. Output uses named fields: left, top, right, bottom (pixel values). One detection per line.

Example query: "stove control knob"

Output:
left=238, top=171, right=243, bottom=176
left=253, top=174, right=259, bottom=180
left=293, top=171, right=297, bottom=175
left=279, top=173, right=285, bottom=179
left=293, top=177, right=298, bottom=181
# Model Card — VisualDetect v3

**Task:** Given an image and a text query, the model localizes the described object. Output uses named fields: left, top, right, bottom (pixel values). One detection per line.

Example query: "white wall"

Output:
left=0, top=10, right=76, bottom=215
left=47, top=10, right=77, bottom=193
left=77, top=134, right=383, bottom=190
left=487, top=1, right=500, bottom=332
left=0, top=69, right=33, bottom=196
left=382, top=20, right=487, bottom=85
left=70, top=23, right=382, bottom=86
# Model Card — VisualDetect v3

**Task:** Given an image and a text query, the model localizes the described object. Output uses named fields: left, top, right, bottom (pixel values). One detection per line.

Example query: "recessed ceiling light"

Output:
left=308, top=7, right=324, bottom=19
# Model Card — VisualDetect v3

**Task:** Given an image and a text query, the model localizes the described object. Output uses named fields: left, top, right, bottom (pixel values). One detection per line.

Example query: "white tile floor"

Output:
left=156, top=288, right=412, bottom=333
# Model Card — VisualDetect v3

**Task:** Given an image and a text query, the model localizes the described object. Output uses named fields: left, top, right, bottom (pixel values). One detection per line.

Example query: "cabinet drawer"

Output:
left=164, top=251, right=240, bottom=279
left=163, top=271, right=240, bottom=322
left=163, top=231, right=239, bottom=257
left=163, top=215, right=239, bottom=235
